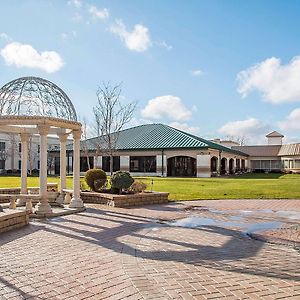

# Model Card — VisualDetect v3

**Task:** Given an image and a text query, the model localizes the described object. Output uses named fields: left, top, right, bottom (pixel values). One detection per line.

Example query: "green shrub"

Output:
left=130, top=180, right=147, bottom=193
left=80, top=179, right=89, bottom=191
left=110, top=171, right=134, bottom=194
left=85, top=169, right=107, bottom=192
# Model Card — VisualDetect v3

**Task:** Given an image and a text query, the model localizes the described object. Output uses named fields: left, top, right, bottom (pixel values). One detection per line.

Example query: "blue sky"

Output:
left=1, top=0, right=300, bottom=144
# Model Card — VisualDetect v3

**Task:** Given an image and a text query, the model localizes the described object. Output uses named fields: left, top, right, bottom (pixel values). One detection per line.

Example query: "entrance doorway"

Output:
left=167, top=156, right=196, bottom=177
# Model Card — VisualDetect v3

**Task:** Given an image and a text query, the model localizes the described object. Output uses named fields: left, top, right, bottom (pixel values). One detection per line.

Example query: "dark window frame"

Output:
left=102, top=156, right=120, bottom=172
left=0, top=159, right=5, bottom=169
left=130, top=156, right=156, bottom=173
left=0, top=142, right=5, bottom=151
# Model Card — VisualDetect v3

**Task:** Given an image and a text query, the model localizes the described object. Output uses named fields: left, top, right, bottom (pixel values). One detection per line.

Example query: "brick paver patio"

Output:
left=1, top=200, right=300, bottom=299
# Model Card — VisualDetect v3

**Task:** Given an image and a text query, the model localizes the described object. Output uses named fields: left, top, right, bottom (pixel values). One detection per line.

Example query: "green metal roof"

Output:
left=65, top=123, right=247, bottom=156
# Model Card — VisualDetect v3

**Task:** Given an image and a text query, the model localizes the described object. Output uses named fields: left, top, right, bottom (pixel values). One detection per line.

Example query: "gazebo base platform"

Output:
left=29, top=205, right=85, bottom=219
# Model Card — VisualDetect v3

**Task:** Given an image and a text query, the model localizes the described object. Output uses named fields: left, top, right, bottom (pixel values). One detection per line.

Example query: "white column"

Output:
left=218, top=152, right=221, bottom=175
left=245, top=159, right=249, bottom=170
left=156, top=154, right=167, bottom=177
left=35, top=125, right=52, bottom=214
left=197, top=154, right=211, bottom=178
left=225, top=158, right=229, bottom=174
left=233, top=158, right=236, bottom=173
left=59, top=133, right=68, bottom=193
left=56, top=133, right=68, bottom=205
left=20, top=133, right=29, bottom=194
left=120, top=156, right=130, bottom=172
left=94, top=156, right=102, bottom=168
left=69, top=129, right=84, bottom=208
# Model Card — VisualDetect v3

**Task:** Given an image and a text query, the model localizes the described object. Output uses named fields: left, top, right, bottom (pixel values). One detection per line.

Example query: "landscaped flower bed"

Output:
left=81, top=169, right=169, bottom=207
left=80, top=190, right=169, bottom=207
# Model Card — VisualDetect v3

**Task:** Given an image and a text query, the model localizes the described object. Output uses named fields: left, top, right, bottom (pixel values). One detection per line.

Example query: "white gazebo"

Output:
left=0, top=76, right=84, bottom=214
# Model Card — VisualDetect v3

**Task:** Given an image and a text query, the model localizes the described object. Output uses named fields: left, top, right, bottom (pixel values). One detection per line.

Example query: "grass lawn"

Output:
left=138, top=173, right=300, bottom=200
left=0, top=173, right=299, bottom=201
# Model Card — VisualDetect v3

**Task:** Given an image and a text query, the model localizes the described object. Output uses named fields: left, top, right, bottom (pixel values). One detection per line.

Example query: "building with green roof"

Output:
left=51, top=123, right=248, bottom=177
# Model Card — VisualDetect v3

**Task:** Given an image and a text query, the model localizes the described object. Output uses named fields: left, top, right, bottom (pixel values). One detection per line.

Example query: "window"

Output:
left=0, top=142, right=5, bottom=151
left=283, top=160, right=289, bottom=168
left=130, top=156, right=156, bottom=173
left=102, top=156, right=120, bottom=172
left=236, top=159, right=241, bottom=170
left=261, top=160, right=271, bottom=170
left=19, top=143, right=22, bottom=152
left=251, top=160, right=260, bottom=169
left=271, top=160, right=281, bottom=169
left=295, top=160, right=300, bottom=168
left=18, top=160, right=21, bottom=170
left=0, top=160, right=5, bottom=169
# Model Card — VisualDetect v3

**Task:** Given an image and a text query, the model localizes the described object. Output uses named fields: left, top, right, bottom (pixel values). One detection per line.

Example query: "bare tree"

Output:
left=226, top=135, right=248, bottom=146
left=93, top=82, right=136, bottom=175
left=5, top=133, right=20, bottom=170
left=81, top=118, right=91, bottom=170
left=47, top=146, right=56, bottom=175
left=27, top=136, right=39, bottom=175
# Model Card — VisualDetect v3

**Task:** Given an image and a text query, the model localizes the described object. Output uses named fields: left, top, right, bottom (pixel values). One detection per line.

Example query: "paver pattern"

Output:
left=0, top=199, right=300, bottom=300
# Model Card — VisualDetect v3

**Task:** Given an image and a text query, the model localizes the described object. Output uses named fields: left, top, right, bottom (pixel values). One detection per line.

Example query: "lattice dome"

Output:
left=0, top=77, right=77, bottom=121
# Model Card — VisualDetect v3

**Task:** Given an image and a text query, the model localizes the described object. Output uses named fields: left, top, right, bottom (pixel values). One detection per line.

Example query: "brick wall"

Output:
left=0, top=210, right=29, bottom=233
left=81, top=191, right=169, bottom=208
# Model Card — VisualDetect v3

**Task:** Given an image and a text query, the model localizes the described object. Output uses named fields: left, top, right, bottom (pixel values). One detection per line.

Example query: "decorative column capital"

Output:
left=58, top=133, right=69, bottom=143
left=37, top=125, right=50, bottom=136
left=72, top=129, right=81, bottom=140
left=20, top=133, right=30, bottom=143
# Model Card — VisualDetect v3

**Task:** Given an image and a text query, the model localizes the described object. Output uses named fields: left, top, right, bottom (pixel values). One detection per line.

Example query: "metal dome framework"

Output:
left=0, top=77, right=83, bottom=215
left=0, top=77, right=77, bottom=121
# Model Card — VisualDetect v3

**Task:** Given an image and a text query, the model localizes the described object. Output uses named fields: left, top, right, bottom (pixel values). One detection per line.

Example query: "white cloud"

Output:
left=278, top=108, right=300, bottom=131
left=0, top=33, right=12, bottom=42
left=169, top=122, right=199, bottom=135
left=218, top=118, right=270, bottom=144
left=68, top=0, right=82, bottom=8
left=156, top=41, right=172, bottom=51
left=1, top=42, right=64, bottom=73
left=110, top=20, right=151, bottom=52
left=191, top=69, right=203, bottom=77
left=141, top=95, right=192, bottom=121
left=89, top=5, right=109, bottom=20
left=237, top=56, right=300, bottom=104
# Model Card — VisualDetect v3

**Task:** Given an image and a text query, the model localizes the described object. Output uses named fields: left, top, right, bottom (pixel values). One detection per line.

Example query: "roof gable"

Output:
left=278, top=143, right=300, bottom=156
left=66, top=123, right=248, bottom=156
left=266, top=131, right=284, bottom=138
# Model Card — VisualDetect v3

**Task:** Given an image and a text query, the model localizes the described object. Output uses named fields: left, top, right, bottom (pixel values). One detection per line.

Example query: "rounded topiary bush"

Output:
left=85, top=168, right=107, bottom=192
left=110, top=171, right=134, bottom=194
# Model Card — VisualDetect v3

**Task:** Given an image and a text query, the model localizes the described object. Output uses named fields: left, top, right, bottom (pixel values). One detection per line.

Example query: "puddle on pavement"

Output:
left=167, top=215, right=283, bottom=235
left=164, top=206, right=300, bottom=235
left=274, top=211, right=300, bottom=220
left=239, top=209, right=300, bottom=220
